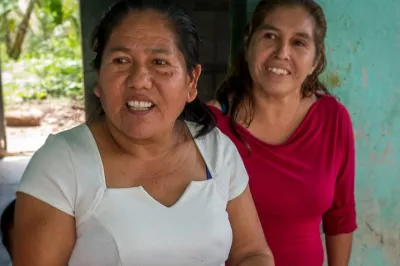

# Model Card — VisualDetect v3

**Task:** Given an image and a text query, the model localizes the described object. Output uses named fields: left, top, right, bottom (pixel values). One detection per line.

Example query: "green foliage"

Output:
left=1, top=0, right=83, bottom=104
left=3, top=56, right=82, bottom=103
left=43, top=0, right=63, bottom=25
left=0, top=1, right=18, bottom=17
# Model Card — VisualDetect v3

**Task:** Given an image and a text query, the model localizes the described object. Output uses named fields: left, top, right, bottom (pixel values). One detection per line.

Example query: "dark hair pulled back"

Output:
left=88, top=0, right=215, bottom=137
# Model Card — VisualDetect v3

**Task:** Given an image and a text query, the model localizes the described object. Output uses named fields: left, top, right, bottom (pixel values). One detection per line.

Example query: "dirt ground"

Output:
left=5, top=99, right=85, bottom=153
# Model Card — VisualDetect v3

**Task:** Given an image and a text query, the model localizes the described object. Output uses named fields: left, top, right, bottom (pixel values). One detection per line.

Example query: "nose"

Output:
left=126, top=64, right=152, bottom=90
left=274, top=41, right=290, bottom=60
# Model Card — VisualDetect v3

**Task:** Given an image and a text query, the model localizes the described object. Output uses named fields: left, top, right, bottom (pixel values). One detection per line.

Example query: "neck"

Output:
left=104, top=118, right=186, bottom=160
left=250, top=87, right=303, bottom=125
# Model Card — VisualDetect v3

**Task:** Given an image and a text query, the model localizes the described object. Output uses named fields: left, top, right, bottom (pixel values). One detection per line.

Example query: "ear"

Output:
left=186, top=64, right=201, bottom=103
left=94, top=86, right=101, bottom=98
left=94, top=72, right=101, bottom=97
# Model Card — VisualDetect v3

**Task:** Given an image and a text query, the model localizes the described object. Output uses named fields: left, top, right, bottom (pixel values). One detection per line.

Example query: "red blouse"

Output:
left=210, top=95, right=357, bottom=266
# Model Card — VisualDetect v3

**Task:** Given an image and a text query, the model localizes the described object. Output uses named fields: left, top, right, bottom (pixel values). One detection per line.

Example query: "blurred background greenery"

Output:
left=0, top=0, right=83, bottom=104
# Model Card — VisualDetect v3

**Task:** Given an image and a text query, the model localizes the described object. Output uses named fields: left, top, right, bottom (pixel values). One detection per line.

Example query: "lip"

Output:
left=125, top=106, right=154, bottom=116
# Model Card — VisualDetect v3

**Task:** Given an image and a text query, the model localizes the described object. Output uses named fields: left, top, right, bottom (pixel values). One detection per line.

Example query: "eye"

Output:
left=152, top=59, right=167, bottom=65
left=112, top=57, right=129, bottom=64
left=294, top=40, right=306, bottom=47
left=263, top=33, right=276, bottom=39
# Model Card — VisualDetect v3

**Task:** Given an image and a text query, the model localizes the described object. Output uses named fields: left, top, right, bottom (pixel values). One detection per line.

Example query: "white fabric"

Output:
left=17, top=121, right=249, bottom=266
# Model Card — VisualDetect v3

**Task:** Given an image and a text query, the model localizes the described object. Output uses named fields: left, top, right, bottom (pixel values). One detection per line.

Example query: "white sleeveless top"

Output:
left=17, top=121, right=249, bottom=266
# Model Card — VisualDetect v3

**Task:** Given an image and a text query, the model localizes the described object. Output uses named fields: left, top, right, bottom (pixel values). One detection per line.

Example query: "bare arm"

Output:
left=227, top=186, right=274, bottom=266
left=13, top=192, right=76, bottom=266
left=325, top=233, right=353, bottom=266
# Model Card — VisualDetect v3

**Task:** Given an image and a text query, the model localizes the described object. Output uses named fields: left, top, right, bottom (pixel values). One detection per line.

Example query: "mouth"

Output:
left=268, top=67, right=290, bottom=76
left=126, top=100, right=155, bottom=111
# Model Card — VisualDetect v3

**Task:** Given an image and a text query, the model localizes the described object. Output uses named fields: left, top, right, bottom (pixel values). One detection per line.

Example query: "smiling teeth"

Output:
left=127, top=101, right=154, bottom=110
left=268, top=67, right=289, bottom=75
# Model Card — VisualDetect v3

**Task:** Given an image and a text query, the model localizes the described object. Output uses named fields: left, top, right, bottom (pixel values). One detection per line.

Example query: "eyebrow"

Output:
left=106, top=46, right=172, bottom=55
left=258, top=24, right=312, bottom=40
left=147, top=47, right=172, bottom=55
left=107, top=46, right=131, bottom=54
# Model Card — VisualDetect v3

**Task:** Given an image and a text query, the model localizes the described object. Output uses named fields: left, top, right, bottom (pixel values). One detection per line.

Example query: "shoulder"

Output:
left=186, top=120, right=236, bottom=151
left=186, top=120, right=242, bottom=170
left=18, top=124, right=102, bottom=217
left=205, top=100, right=232, bottom=133
left=206, top=100, right=223, bottom=118
left=206, top=99, right=222, bottom=110
left=20, top=123, right=94, bottom=189
left=186, top=121, right=248, bottom=200
left=319, top=94, right=351, bottom=114
left=317, top=94, right=353, bottom=124
left=17, top=125, right=88, bottom=216
left=317, top=95, right=354, bottom=150
left=31, top=124, right=91, bottom=160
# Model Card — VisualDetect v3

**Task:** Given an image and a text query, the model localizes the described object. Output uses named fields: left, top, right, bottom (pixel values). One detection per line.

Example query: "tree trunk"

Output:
left=7, top=0, right=36, bottom=60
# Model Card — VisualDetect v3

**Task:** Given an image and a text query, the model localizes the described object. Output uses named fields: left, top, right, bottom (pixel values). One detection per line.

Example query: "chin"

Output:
left=104, top=117, right=153, bottom=140
left=120, top=124, right=158, bottom=140
left=260, top=84, right=297, bottom=97
left=259, top=87, right=286, bottom=96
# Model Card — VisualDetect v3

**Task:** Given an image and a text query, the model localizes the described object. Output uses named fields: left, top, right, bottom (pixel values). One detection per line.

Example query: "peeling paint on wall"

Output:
left=327, top=72, right=342, bottom=88
left=320, top=0, right=400, bottom=265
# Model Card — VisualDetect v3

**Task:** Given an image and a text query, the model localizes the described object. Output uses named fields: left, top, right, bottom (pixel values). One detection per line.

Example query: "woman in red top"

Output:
left=209, top=0, right=357, bottom=265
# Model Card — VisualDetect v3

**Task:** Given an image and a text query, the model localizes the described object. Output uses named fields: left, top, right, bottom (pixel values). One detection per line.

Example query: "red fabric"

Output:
left=210, top=95, right=357, bottom=266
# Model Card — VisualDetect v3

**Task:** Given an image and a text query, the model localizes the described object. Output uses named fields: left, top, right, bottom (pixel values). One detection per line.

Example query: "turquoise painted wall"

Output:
left=247, top=0, right=400, bottom=265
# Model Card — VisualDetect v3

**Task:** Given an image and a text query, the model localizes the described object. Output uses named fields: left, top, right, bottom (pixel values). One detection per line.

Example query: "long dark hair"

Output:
left=88, top=0, right=215, bottom=138
left=216, top=0, right=330, bottom=140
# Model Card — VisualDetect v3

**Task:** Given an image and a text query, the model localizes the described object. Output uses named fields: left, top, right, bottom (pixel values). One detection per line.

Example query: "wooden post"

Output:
left=79, top=0, right=118, bottom=121
left=229, top=0, right=247, bottom=67
left=0, top=55, right=7, bottom=152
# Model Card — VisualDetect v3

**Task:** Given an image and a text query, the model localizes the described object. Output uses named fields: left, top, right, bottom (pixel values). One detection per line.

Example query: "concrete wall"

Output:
left=246, top=0, right=400, bottom=265
left=321, top=0, right=400, bottom=264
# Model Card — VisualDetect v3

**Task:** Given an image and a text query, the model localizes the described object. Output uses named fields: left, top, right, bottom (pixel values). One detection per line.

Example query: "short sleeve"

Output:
left=226, top=139, right=249, bottom=201
left=323, top=103, right=357, bottom=235
left=17, top=134, right=76, bottom=216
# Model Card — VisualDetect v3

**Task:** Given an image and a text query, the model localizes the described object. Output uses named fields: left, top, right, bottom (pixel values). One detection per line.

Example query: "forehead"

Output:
left=106, top=10, right=178, bottom=53
left=260, top=6, right=315, bottom=37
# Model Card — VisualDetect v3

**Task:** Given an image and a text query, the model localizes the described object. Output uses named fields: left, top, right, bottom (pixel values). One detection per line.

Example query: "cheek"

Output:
left=156, top=80, right=188, bottom=104
left=154, top=73, right=189, bottom=109
left=248, top=44, right=270, bottom=70
left=97, top=73, right=126, bottom=111
left=152, top=68, right=176, bottom=83
left=296, top=53, right=317, bottom=77
left=98, top=68, right=125, bottom=95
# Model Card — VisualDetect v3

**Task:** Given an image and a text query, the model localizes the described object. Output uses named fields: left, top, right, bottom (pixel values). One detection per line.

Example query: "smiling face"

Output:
left=246, top=6, right=318, bottom=97
left=95, top=9, right=200, bottom=140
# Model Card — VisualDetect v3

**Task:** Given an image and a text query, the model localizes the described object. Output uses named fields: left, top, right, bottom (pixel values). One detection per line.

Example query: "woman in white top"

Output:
left=12, top=1, right=274, bottom=265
